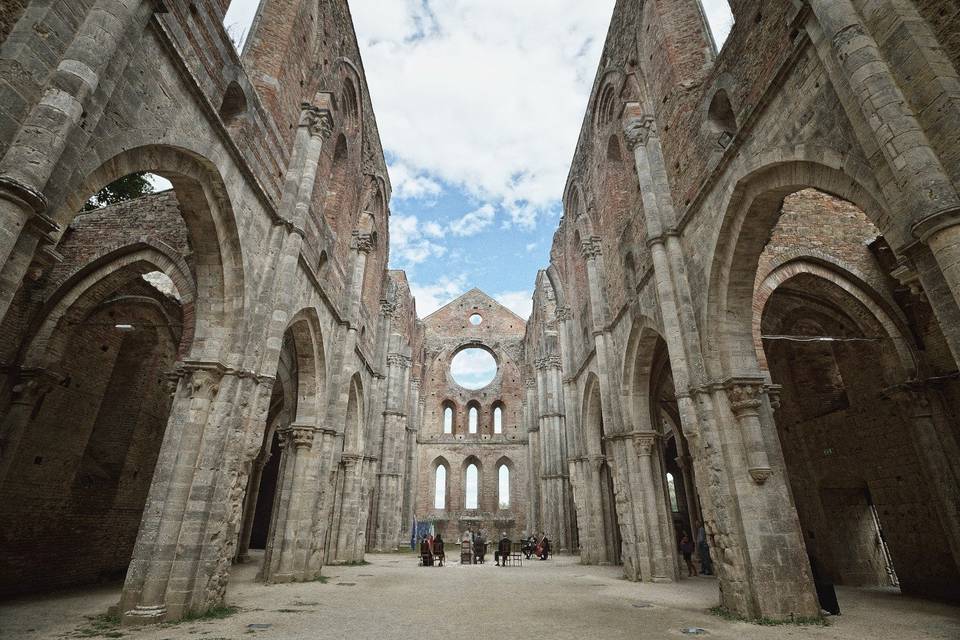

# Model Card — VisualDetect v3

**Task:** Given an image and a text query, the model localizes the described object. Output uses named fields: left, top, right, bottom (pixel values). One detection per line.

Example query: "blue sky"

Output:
left=223, top=1, right=734, bottom=318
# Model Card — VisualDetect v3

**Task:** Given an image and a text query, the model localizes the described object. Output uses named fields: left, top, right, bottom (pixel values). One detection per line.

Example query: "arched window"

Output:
left=443, top=405, right=453, bottom=434
left=666, top=472, right=680, bottom=513
left=468, top=406, right=478, bottom=434
left=498, top=465, right=510, bottom=508
left=465, top=464, right=479, bottom=509
left=434, top=465, right=447, bottom=509
left=493, top=406, right=503, bottom=434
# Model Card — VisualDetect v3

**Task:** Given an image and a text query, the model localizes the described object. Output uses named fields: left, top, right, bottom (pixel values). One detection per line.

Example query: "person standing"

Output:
left=696, top=521, right=712, bottom=576
left=435, top=533, right=445, bottom=567
left=679, top=533, right=697, bottom=577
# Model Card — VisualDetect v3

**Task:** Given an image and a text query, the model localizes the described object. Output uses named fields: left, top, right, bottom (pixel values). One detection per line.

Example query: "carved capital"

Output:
left=387, top=353, right=412, bottom=368
left=353, top=231, right=376, bottom=254
left=555, top=305, right=572, bottom=322
left=524, top=377, right=537, bottom=390
left=300, top=103, right=334, bottom=139
left=380, top=299, right=398, bottom=318
left=890, top=255, right=923, bottom=295
left=580, top=236, right=603, bottom=260
left=725, top=380, right=764, bottom=417
left=884, top=381, right=933, bottom=418
left=535, top=355, right=562, bottom=370
left=765, top=384, right=783, bottom=411
left=9, top=368, right=63, bottom=404
left=623, top=115, right=656, bottom=150
left=280, top=424, right=317, bottom=450
left=633, top=431, right=659, bottom=457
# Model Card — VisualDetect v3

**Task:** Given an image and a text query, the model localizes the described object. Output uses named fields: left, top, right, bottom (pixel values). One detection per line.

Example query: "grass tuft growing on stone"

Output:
left=710, top=606, right=830, bottom=627
left=179, top=605, right=240, bottom=623
left=310, top=574, right=330, bottom=583
left=72, top=612, right=123, bottom=638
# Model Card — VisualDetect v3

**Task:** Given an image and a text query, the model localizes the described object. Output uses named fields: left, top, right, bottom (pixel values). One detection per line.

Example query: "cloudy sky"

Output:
left=223, top=1, right=734, bottom=319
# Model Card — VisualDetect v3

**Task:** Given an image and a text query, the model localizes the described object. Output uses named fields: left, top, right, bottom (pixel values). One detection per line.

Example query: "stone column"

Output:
left=0, top=1, right=153, bottom=317
left=632, top=431, right=674, bottom=581
left=724, top=379, right=772, bottom=484
left=524, top=377, right=541, bottom=533
left=399, top=378, right=421, bottom=547
left=120, top=364, right=226, bottom=624
left=804, top=0, right=960, bottom=318
left=374, top=352, right=411, bottom=551
left=0, top=368, right=63, bottom=488
left=265, top=424, right=317, bottom=582
left=331, top=453, right=363, bottom=564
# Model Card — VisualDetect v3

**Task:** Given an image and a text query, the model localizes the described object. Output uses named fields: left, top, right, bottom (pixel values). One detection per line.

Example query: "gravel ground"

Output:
left=2, top=552, right=958, bottom=640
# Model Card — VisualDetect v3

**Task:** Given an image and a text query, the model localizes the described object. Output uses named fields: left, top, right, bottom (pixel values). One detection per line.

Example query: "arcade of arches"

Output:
left=0, top=0, right=959, bottom=632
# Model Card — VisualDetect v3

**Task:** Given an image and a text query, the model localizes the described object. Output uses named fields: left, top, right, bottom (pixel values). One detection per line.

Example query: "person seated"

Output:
left=419, top=535, right=433, bottom=566
left=522, top=534, right=536, bottom=559
left=538, top=534, right=551, bottom=560
left=495, top=532, right=512, bottom=566
left=434, top=533, right=445, bottom=567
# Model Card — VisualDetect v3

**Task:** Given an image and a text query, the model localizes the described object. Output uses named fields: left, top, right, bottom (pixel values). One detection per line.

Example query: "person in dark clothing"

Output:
left=696, top=520, right=713, bottom=576
left=808, top=549, right=841, bottom=615
left=495, top=532, right=512, bottom=566
left=680, top=533, right=697, bottom=577
left=473, top=532, right=486, bottom=564
left=537, top=534, right=551, bottom=560
left=434, top=533, right=445, bottom=567
left=522, top=534, right=537, bottom=559
left=419, top=536, right=433, bottom=566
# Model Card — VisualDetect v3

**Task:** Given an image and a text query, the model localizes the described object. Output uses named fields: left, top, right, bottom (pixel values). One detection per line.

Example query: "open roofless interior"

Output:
left=0, top=1, right=959, bottom=638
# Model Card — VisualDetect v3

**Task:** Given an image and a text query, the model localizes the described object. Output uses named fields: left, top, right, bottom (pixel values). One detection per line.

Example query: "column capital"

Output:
left=535, top=355, right=562, bottom=370
left=623, top=114, right=656, bottom=150
left=524, top=377, right=537, bottom=390
left=633, top=430, right=660, bottom=456
left=723, top=378, right=765, bottom=418
left=555, top=305, right=572, bottom=321
left=765, top=384, right=783, bottom=411
left=299, top=101, right=334, bottom=140
left=7, top=367, right=64, bottom=403
left=353, top=230, right=377, bottom=253
left=380, top=298, right=398, bottom=317
left=387, top=353, right=412, bottom=368
left=279, top=424, right=317, bottom=450
left=0, top=175, right=48, bottom=215
left=580, top=236, right=603, bottom=260
left=912, top=205, right=960, bottom=243
left=883, top=381, right=934, bottom=418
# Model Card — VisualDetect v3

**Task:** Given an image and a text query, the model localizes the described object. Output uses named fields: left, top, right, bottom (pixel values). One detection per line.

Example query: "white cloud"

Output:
left=351, top=0, right=616, bottom=227
left=702, top=0, right=734, bottom=48
left=390, top=215, right=448, bottom=266
left=423, top=221, right=445, bottom=238
left=448, top=204, right=496, bottom=237
left=411, top=274, right=468, bottom=316
left=388, top=161, right=443, bottom=201
left=525, top=242, right=538, bottom=253
left=495, top=290, right=533, bottom=320
left=450, top=348, right=498, bottom=389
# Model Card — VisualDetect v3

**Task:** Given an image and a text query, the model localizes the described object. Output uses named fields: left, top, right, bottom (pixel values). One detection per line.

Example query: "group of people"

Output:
left=419, top=533, right=445, bottom=567
left=521, top=533, right=552, bottom=561
left=418, top=529, right=553, bottom=566
left=678, top=520, right=713, bottom=577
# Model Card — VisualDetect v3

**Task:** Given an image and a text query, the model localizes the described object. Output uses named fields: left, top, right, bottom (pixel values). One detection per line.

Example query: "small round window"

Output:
left=450, top=348, right=497, bottom=390
left=469, top=313, right=483, bottom=326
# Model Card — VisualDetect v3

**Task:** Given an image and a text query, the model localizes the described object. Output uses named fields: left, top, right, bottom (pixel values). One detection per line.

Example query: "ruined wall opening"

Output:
left=751, top=189, right=960, bottom=602
left=0, top=187, right=191, bottom=596
left=465, top=462, right=480, bottom=510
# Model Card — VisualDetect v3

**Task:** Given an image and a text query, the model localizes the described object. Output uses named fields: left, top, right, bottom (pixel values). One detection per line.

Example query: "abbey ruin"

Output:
left=0, top=0, right=959, bottom=634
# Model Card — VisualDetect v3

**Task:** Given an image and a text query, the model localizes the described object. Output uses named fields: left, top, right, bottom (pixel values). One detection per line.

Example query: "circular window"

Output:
left=469, top=313, right=483, bottom=326
left=450, top=348, right=497, bottom=390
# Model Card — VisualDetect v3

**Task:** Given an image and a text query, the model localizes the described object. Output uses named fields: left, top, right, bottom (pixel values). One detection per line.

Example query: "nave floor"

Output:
left=2, top=552, right=958, bottom=639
